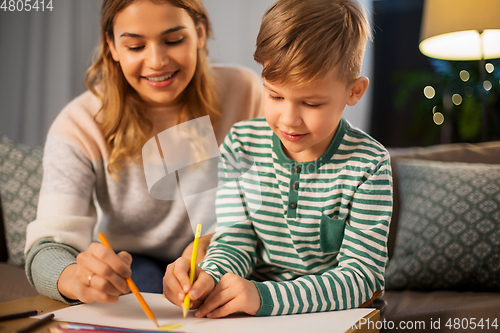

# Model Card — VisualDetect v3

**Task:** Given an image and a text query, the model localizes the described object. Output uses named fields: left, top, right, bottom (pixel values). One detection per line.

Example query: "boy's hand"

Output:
left=194, top=273, right=261, bottom=318
left=163, top=257, right=215, bottom=309
left=180, top=233, right=213, bottom=265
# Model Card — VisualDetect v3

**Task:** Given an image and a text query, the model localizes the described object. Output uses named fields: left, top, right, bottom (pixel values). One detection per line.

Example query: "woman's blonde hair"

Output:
left=254, top=0, right=371, bottom=86
left=86, top=0, right=220, bottom=179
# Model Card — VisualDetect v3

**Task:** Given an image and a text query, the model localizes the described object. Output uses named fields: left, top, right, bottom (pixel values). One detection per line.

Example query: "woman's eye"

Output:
left=165, top=38, right=184, bottom=45
left=127, top=46, right=144, bottom=51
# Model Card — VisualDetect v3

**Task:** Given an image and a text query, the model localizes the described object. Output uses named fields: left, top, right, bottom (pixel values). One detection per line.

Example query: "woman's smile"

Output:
left=142, top=70, right=179, bottom=88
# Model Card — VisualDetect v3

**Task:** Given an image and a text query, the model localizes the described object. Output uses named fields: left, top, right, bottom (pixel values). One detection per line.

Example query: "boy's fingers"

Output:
left=190, top=269, right=215, bottom=301
left=172, top=258, right=192, bottom=293
left=195, top=286, right=233, bottom=318
left=206, top=300, right=238, bottom=319
left=163, top=262, right=188, bottom=307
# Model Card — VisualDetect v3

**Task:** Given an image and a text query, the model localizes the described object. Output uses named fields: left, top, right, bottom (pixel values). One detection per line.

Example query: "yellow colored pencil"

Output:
left=97, top=233, right=159, bottom=328
left=183, top=224, right=203, bottom=318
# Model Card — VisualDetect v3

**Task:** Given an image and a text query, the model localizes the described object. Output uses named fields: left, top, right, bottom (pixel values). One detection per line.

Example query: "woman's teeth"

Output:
left=145, top=73, right=175, bottom=82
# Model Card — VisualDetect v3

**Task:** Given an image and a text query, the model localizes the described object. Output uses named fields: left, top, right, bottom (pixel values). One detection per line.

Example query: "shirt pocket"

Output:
left=319, top=214, right=346, bottom=254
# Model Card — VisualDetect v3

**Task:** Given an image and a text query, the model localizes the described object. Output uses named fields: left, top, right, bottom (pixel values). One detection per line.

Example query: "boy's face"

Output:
left=263, top=69, right=367, bottom=163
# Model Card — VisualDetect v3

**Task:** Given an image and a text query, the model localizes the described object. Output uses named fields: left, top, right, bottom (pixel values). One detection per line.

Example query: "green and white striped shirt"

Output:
left=200, top=117, right=393, bottom=316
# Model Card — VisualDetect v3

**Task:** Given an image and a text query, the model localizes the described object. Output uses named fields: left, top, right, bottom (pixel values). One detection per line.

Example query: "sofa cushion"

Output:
left=388, top=141, right=500, bottom=260
left=385, top=159, right=500, bottom=291
left=0, top=134, right=43, bottom=266
left=0, top=193, right=7, bottom=262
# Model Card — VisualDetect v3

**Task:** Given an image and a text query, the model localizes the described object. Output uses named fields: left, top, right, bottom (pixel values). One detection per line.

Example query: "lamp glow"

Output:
left=419, top=0, right=500, bottom=60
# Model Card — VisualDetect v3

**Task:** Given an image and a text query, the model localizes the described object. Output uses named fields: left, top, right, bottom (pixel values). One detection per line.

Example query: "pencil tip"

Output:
left=183, top=308, right=188, bottom=318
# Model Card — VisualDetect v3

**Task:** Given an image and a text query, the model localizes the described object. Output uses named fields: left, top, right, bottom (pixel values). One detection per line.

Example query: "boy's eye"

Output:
left=269, top=95, right=283, bottom=101
left=304, top=102, right=321, bottom=108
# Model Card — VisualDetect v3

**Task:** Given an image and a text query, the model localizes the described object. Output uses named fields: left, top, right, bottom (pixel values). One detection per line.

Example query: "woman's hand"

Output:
left=163, top=257, right=215, bottom=310
left=194, top=273, right=261, bottom=318
left=57, top=242, right=132, bottom=304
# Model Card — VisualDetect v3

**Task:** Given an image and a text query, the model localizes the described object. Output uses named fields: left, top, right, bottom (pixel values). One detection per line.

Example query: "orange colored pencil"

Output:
left=97, top=233, right=159, bottom=328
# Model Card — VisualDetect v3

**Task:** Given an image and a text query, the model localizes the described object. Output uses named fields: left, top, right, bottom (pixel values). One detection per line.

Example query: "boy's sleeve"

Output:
left=253, top=155, right=393, bottom=316
left=199, top=129, right=258, bottom=284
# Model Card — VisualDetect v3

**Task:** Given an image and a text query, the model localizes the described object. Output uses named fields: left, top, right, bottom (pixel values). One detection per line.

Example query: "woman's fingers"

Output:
left=77, top=244, right=131, bottom=295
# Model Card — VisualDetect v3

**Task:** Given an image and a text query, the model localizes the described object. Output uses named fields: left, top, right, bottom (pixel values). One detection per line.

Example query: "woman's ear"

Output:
left=106, top=34, right=120, bottom=62
left=196, top=22, right=207, bottom=50
left=347, top=76, right=369, bottom=106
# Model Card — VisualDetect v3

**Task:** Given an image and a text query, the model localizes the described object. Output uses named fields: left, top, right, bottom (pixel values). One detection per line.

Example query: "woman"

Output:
left=25, top=0, right=263, bottom=305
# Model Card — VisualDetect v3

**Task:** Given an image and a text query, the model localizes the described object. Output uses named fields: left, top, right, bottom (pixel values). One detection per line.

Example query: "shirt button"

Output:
left=289, top=202, right=297, bottom=209
left=294, top=166, right=301, bottom=173
left=292, top=182, right=299, bottom=190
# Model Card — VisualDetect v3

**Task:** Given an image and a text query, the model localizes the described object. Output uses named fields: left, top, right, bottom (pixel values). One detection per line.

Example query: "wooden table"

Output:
left=0, top=296, right=379, bottom=333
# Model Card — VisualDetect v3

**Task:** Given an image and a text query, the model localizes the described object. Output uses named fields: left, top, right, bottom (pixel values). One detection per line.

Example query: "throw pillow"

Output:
left=385, top=159, right=500, bottom=291
left=0, top=134, right=43, bottom=266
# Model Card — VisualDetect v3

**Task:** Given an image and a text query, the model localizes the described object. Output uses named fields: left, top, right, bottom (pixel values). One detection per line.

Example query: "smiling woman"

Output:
left=24, top=0, right=263, bottom=305
left=106, top=1, right=205, bottom=108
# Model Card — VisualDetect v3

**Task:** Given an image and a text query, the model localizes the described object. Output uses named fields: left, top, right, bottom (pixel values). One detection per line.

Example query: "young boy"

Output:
left=163, top=0, right=392, bottom=317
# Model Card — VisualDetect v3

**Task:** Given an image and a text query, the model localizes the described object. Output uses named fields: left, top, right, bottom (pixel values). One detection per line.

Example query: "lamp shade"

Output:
left=419, top=0, right=500, bottom=60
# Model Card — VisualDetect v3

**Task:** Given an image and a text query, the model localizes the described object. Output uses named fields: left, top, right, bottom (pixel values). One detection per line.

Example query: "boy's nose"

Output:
left=279, top=104, right=302, bottom=127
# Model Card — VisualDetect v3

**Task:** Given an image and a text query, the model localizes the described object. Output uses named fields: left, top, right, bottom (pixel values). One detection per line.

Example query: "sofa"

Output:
left=2, top=133, right=500, bottom=332
left=0, top=134, right=40, bottom=302
left=382, top=140, right=500, bottom=332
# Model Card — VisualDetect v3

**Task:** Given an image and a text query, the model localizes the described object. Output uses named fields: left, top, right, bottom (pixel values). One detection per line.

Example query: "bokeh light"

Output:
left=464, top=86, right=474, bottom=97
left=424, top=86, right=436, bottom=99
left=484, top=80, right=493, bottom=91
left=452, top=94, right=462, bottom=105
left=485, top=63, right=494, bottom=73
left=433, top=112, right=445, bottom=125
left=459, top=70, right=470, bottom=82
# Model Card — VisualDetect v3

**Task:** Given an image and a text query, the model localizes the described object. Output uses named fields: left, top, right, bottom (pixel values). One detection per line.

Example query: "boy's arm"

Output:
left=253, top=156, right=393, bottom=316
left=199, top=130, right=259, bottom=284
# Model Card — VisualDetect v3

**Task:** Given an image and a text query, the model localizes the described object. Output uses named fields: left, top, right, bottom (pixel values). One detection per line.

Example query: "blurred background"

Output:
left=0, top=0, right=498, bottom=149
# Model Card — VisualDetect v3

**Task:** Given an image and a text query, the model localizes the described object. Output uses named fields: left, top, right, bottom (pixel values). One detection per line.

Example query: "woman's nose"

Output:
left=147, top=44, right=168, bottom=70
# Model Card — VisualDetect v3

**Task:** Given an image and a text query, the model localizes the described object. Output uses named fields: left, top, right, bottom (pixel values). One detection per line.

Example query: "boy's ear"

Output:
left=347, top=76, right=369, bottom=106
left=106, top=35, right=120, bottom=62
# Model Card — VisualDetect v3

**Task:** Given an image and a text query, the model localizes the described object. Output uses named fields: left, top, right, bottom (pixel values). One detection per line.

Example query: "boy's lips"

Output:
left=281, top=130, right=307, bottom=142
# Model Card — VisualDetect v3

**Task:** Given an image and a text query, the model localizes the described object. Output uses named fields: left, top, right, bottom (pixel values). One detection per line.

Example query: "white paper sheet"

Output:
left=37, top=293, right=375, bottom=333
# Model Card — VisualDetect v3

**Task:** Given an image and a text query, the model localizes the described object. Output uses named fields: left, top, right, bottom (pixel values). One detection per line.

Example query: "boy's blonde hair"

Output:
left=254, top=0, right=371, bottom=86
